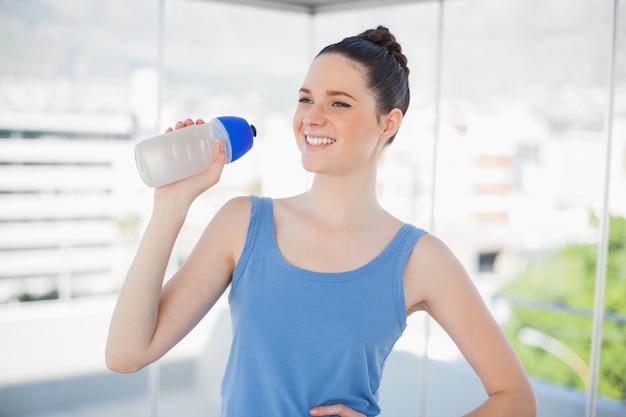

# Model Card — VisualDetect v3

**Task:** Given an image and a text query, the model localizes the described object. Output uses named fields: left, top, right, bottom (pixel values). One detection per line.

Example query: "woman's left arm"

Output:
left=405, top=234, right=537, bottom=417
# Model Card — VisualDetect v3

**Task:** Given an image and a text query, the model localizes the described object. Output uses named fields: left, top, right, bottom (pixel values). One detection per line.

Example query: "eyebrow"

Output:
left=299, top=88, right=356, bottom=101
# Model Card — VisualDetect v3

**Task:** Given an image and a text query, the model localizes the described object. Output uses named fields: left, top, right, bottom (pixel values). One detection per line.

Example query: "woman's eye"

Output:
left=332, top=101, right=350, bottom=108
left=298, top=97, right=312, bottom=104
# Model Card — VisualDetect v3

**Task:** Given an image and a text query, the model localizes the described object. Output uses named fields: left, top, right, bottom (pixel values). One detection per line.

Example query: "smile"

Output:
left=306, top=136, right=336, bottom=145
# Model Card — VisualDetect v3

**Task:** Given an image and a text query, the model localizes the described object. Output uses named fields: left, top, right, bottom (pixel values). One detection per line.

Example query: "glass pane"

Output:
left=156, top=1, right=311, bottom=415
left=601, top=0, right=626, bottom=404
left=0, top=0, right=308, bottom=415
left=2, top=1, right=624, bottom=416
left=438, top=0, right=625, bottom=414
left=0, top=1, right=162, bottom=415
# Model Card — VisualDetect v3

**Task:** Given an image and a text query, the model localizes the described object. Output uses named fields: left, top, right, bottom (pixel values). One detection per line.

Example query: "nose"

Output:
left=302, top=102, right=325, bottom=127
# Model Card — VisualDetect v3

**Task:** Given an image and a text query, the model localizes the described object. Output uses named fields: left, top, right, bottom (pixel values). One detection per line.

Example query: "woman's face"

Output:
left=293, top=53, right=390, bottom=176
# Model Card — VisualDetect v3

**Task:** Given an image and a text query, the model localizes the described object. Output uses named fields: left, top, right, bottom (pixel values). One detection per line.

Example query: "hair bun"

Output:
left=359, top=26, right=409, bottom=75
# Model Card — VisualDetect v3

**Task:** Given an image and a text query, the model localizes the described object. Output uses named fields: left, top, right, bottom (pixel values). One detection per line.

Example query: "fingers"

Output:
left=310, top=404, right=365, bottom=417
left=175, top=119, right=194, bottom=130
left=165, top=118, right=205, bottom=133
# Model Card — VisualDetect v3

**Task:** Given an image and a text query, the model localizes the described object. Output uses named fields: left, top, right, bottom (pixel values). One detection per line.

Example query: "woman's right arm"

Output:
left=105, top=119, right=242, bottom=373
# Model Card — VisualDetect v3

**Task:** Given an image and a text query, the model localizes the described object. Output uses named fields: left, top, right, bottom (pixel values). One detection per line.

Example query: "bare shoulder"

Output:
left=214, top=195, right=252, bottom=223
left=404, top=232, right=470, bottom=315
left=191, top=195, right=253, bottom=266
left=411, top=233, right=460, bottom=265
left=212, top=194, right=252, bottom=236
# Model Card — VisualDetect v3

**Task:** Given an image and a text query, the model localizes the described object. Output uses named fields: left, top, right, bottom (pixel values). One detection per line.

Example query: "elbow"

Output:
left=488, top=380, right=537, bottom=417
left=105, top=354, right=142, bottom=374
left=106, top=359, right=141, bottom=374
left=105, top=346, right=147, bottom=374
left=518, top=380, right=538, bottom=417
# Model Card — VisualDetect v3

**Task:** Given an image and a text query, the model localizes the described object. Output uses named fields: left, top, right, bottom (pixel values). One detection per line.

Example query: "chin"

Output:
left=301, top=158, right=326, bottom=175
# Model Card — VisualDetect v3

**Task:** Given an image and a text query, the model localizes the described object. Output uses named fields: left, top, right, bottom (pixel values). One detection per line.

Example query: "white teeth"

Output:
left=306, top=136, right=336, bottom=145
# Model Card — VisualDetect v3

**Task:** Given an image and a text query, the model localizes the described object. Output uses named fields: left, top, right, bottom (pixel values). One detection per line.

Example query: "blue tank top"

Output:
left=221, top=196, right=426, bottom=416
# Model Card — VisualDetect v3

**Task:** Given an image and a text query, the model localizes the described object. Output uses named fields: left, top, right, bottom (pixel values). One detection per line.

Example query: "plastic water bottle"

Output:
left=134, top=116, right=256, bottom=187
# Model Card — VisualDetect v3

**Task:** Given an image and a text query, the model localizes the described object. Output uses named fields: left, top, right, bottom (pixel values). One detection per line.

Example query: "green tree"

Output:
left=501, top=215, right=626, bottom=400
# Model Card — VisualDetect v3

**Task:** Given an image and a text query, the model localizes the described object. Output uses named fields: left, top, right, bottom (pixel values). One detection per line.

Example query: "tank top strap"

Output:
left=253, top=195, right=275, bottom=238
left=244, top=195, right=273, bottom=238
left=391, top=224, right=427, bottom=273
left=384, top=224, right=427, bottom=327
left=230, top=195, right=273, bottom=299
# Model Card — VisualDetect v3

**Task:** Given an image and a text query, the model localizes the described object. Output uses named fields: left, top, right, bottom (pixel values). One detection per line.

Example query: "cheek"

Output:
left=292, top=111, right=305, bottom=148
left=292, top=109, right=304, bottom=134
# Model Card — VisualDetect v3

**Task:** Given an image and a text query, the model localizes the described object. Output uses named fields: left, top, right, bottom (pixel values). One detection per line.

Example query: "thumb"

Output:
left=214, top=140, right=228, bottom=165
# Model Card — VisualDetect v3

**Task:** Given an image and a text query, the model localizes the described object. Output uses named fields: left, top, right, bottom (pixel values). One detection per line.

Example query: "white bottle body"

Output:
left=134, top=119, right=233, bottom=188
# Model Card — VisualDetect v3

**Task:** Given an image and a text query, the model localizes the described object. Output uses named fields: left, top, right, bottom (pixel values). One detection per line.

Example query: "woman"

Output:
left=106, top=26, right=537, bottom=417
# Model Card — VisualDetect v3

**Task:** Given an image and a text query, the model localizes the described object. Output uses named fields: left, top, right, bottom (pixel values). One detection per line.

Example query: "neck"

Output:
left=302, top=170, right=383, bottom=228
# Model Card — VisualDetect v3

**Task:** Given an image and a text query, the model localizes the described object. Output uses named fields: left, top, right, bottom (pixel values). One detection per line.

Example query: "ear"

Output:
left=380, top=108, right=403, bottom=142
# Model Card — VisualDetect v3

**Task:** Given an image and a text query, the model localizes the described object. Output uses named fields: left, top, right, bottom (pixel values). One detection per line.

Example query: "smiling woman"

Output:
left=106, top=25, right=536, bottom=417
left=2, top=0, right=625, bottom=416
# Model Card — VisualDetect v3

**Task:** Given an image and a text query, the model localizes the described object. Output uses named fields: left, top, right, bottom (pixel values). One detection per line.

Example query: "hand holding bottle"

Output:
left=152, top=118, right=228, bottom=205
left=134, top=115, right=256, bottom=187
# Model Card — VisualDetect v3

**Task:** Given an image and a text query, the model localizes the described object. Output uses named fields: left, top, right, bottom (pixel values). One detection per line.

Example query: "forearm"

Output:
left=105, top=197, right=188, bottom=372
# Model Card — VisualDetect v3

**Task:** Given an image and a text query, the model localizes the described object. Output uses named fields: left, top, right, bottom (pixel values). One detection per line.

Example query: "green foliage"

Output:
left=501, top=215, right=626, bottom=400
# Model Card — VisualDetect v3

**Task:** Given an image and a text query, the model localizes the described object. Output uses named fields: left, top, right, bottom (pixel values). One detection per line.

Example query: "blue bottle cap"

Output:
left=217, top=116, right=256, bottom=162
